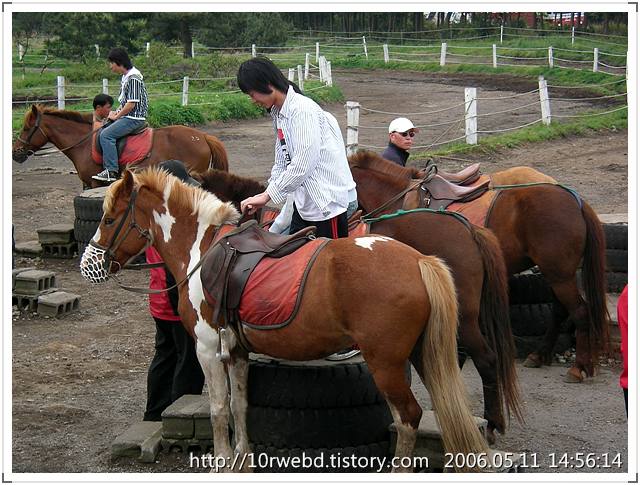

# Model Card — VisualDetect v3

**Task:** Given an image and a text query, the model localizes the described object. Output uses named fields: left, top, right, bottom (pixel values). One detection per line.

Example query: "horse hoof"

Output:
left=563, top=367, right=584, bottom=383
left=523, top=354, right=542, bottom=368
left=485, top=428, right=497, bottom=446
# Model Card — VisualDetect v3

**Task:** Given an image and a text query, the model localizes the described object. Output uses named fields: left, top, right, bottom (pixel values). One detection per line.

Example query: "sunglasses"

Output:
left=395, top=131, right=415, bottom=138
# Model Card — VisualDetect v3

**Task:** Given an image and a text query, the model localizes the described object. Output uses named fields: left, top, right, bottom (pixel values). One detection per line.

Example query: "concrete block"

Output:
left=12, top=267, right=35, bottom=290
left=37, top=223, right=75, bottom=244
left=160, top=437, right=212, bottom=454
left=42, top=241, right=78, bottom=259
left=193, top=400, right=212, bottom=440
left=111, top=421, right=163, bottom=462
left=13, top=270, right=56, bottom=295
left=14, top=240, right=43, bottom=257
left=37, top=291, right=80, bottom=317
left=13, top=293, right=40, bottom=312
left=161, top=394, right=205, bottom=439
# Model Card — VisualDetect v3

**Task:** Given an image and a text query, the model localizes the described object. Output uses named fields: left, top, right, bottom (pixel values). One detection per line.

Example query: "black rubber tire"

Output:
left=606, top=271, right=628, bottom=294
left=509, top=303, right=554, bottom=337
left=74, top=218, right=101, bottom=244
left=73, top=186, right=108, bottom=221
left=605, top=249, right=628, bottom=273
left=508, top=273, right=555, bottom=305
left=248, top=358, right=386, bottom=409
left=251, top=441, right=391, bottom=472
left=603, top=223, right=627, bottom=250
left=247, top=402, right=392, bottom=449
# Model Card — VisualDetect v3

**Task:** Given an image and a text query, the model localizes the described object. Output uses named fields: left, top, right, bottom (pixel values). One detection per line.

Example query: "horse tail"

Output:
left=580, top=200, right=610, bottom=360
left=204, top=134, right=229, bottom=172
left=470, top=226, right=523, bottom=424
left=418, top=256, right=489, bottom=470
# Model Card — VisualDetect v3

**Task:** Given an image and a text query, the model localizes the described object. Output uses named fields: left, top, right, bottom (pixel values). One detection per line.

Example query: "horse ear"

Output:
left=121, top=169, right=135, bottom=194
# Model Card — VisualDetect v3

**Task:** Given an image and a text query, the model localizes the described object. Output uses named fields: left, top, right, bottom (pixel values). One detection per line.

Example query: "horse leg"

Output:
left=457, top=317, right=503, bottom=445
left=366, top=356, right=421, bottom=473
left=194, top=322, right=234, bottom=472
left=227, top=332, right=252, bottom=472
left=523, top=292, right=568, bottom=368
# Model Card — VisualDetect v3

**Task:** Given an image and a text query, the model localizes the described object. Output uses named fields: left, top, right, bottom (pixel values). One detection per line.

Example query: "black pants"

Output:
left=143, top=317, right=205, bottom=421
left=289, top=204, right=348, bottom=238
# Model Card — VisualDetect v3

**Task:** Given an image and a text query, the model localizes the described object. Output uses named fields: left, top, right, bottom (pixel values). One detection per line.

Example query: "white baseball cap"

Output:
left=388, top=117, right=419, bottom=134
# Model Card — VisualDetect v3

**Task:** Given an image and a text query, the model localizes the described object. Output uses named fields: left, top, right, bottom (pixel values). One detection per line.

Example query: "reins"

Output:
left=361, top=163, right=437, bottom=220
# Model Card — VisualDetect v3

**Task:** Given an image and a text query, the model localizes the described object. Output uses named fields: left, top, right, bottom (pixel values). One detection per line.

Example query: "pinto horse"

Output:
left=80, top=167, right=489, bottom=472
left=195, top=168, right=521, bottom=443
left=350, top=151, right=609, bottom=384
left=12, top=104, right=228, bottom=188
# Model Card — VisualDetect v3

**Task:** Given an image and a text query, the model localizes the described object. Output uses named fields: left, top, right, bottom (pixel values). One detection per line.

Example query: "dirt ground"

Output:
left=10, top=69, right=629, bottom=474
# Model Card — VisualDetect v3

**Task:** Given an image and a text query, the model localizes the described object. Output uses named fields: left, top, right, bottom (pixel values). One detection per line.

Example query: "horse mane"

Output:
left=348, top=150, right=418, bottom=180
left=197, top=169, right=265, bottom=203
left=105, top=167, right=240, bottom=227
left=28, top=104, right=92, bottom=125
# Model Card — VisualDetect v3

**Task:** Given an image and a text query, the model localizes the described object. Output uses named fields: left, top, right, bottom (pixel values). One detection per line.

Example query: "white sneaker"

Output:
left=326, top=348, right=361, bottom=361
left=92, top=169, right=119, bottom=182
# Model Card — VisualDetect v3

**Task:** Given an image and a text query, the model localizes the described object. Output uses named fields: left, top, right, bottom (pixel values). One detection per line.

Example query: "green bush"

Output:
left=147, top=102, right=206, bottom=127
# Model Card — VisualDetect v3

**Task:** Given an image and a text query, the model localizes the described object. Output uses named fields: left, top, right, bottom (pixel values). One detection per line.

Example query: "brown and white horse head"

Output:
left=13, top=105, right=48, bottom=163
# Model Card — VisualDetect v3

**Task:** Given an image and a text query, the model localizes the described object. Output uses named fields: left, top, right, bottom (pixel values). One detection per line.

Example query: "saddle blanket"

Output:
left=92, top=129, right=153, bottom=166
left=238, top=238, right=327, bottom=329
left=447, top=176, right=498, bottom=227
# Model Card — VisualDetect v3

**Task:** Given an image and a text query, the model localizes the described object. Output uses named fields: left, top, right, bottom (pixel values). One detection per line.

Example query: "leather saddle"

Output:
left=201, top=220, right=317, bottom=327
left=94, top=122, right=150, bottom=158
left=413, top=174, right=490, bottom=211
left=418, top=162, right=481, bottom=186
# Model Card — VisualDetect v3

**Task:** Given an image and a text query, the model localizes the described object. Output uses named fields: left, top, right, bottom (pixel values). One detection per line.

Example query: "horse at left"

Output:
left=12, top=104, right=228, bottom=188
left=80, top=167, right=491, bottom=472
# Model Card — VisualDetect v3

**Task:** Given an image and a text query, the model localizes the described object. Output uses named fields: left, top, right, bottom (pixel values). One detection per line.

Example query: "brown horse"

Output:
left=195, top=168, right=521, bottom=443
left=12, top=104, right=228, bottom=188
left=350, top=151, right=609, bottom=384
left=80, top=167, right=490, bottom=472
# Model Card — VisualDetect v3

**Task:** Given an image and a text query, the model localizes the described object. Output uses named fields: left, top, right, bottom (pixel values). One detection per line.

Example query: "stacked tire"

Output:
left=603, top=223, right=627, bottom=293
left=247, top=356, right=394, bottom=472
left=73, top=186, right=108, bottom=256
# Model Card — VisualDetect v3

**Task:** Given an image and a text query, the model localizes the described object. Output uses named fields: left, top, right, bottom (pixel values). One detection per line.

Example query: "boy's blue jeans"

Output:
left=99, top=117, right=146, bottom=172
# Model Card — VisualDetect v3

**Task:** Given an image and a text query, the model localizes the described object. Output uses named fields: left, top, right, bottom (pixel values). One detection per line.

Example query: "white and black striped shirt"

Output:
left=266, top=86, right=356, bottom=221
left=119, top=67, right=148, bottom=120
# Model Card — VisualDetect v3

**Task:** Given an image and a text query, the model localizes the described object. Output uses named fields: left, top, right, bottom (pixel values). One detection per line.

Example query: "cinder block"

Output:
left=193, top=400, right=213, bottom=440
left=37, top=291, right=80, bottom=317
left=12, top=267, right=35, bottom=291
left=37, top=223, right=76, bottom=244
left=161, top=394, right=205, bottom=439
left=42, top=241, right=78, bottom=259
left=160, top=437, right=211, bottom=454
left=112, top=421, right=163, bottom=462
left=14, top=240, right=43, bottom=257
left=13, top=293, right=40, bottom=312
left=13, top=270, right=56, bottom=295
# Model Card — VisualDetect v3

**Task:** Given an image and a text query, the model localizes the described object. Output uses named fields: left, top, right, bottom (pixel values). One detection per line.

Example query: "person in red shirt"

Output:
left=617, top=284, right=628, bottom=416
left=143, top=160, right=205, bottom=421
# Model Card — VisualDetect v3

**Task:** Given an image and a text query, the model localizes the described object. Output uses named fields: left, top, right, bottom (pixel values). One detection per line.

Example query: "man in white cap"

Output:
left=381, top=117, right=419, bottom=167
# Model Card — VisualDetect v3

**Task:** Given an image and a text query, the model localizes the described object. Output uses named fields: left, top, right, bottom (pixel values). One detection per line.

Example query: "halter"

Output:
left=16, top=109, right=47, bottom=157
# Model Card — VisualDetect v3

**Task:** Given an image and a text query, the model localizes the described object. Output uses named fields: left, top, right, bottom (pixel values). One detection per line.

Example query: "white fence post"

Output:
left=252, top=44, right=256, bottom=57
left=326, top=61, right=333, bottom=86
left=362, top=36, right=368, bottom=59
left=492, top=44, right=497, bottom=68
left=182, top=76, right=189, bottom=106
left=288, top=68, right=295, bottom=81
left=464, top=87, right=477, bottom=145
left=440, top=42, right=447, bottom=66
left=191, top=43, right=195, bottom=58
left=304, top=53, right=310, bottom=79
left=383, top=44, right=389, bottom=63
left=571, top=26, right=575, bottom=45
left=500, top=24, right=504, bottom=44
left=102, top=78, right=109, bottom=95
left=538, top=76, right=551, bottom=125
left=319, top=56, right=326, bottom=82
left=345, top=101, right=361, bottom=155
left=593, top=48, right=599, bottom=72
left=316, top=42, right=320, bottom=62
left=57, top=76, right=65, bottom=109
left=94, top=44, right=100, bottom=60
left=297, top=65, right=304, bottom=91
left=18, top=43, right=25, bottom=61
left=548, top=46, right=554, bottom=68
left=146, top=42, right=150, bottom=57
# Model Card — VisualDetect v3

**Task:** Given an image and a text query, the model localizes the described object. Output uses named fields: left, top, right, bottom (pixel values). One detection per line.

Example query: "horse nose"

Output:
left=12, top=151, right=27, bottom=164
left=80, top=244, right=111, bottom=283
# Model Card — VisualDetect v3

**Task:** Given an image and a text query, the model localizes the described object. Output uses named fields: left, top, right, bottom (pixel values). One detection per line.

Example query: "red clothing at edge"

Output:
left=146, top=247, right=180, bottom=322
left=618, top=284, right=628, bottom=390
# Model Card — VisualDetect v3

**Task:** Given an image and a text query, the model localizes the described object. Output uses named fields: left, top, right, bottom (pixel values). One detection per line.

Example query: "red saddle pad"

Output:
left=92, top=129, right=153, bottom=166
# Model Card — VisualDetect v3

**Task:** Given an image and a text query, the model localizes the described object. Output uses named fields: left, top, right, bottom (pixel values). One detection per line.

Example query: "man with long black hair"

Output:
left=237, top=57, right=356, bottom=239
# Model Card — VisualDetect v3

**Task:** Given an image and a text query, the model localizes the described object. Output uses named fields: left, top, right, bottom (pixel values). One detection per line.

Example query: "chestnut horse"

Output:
left=80, top=167, right=489, bottom=472
left=195, top=169, right=521, bottom=444
left=12, top=104, right=228, bottom=188
left=349, top=151, right=609, bottom=384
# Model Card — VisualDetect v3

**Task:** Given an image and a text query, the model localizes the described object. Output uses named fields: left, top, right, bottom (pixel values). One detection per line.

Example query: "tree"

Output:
left=145, top=13, right=205, bottom=58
